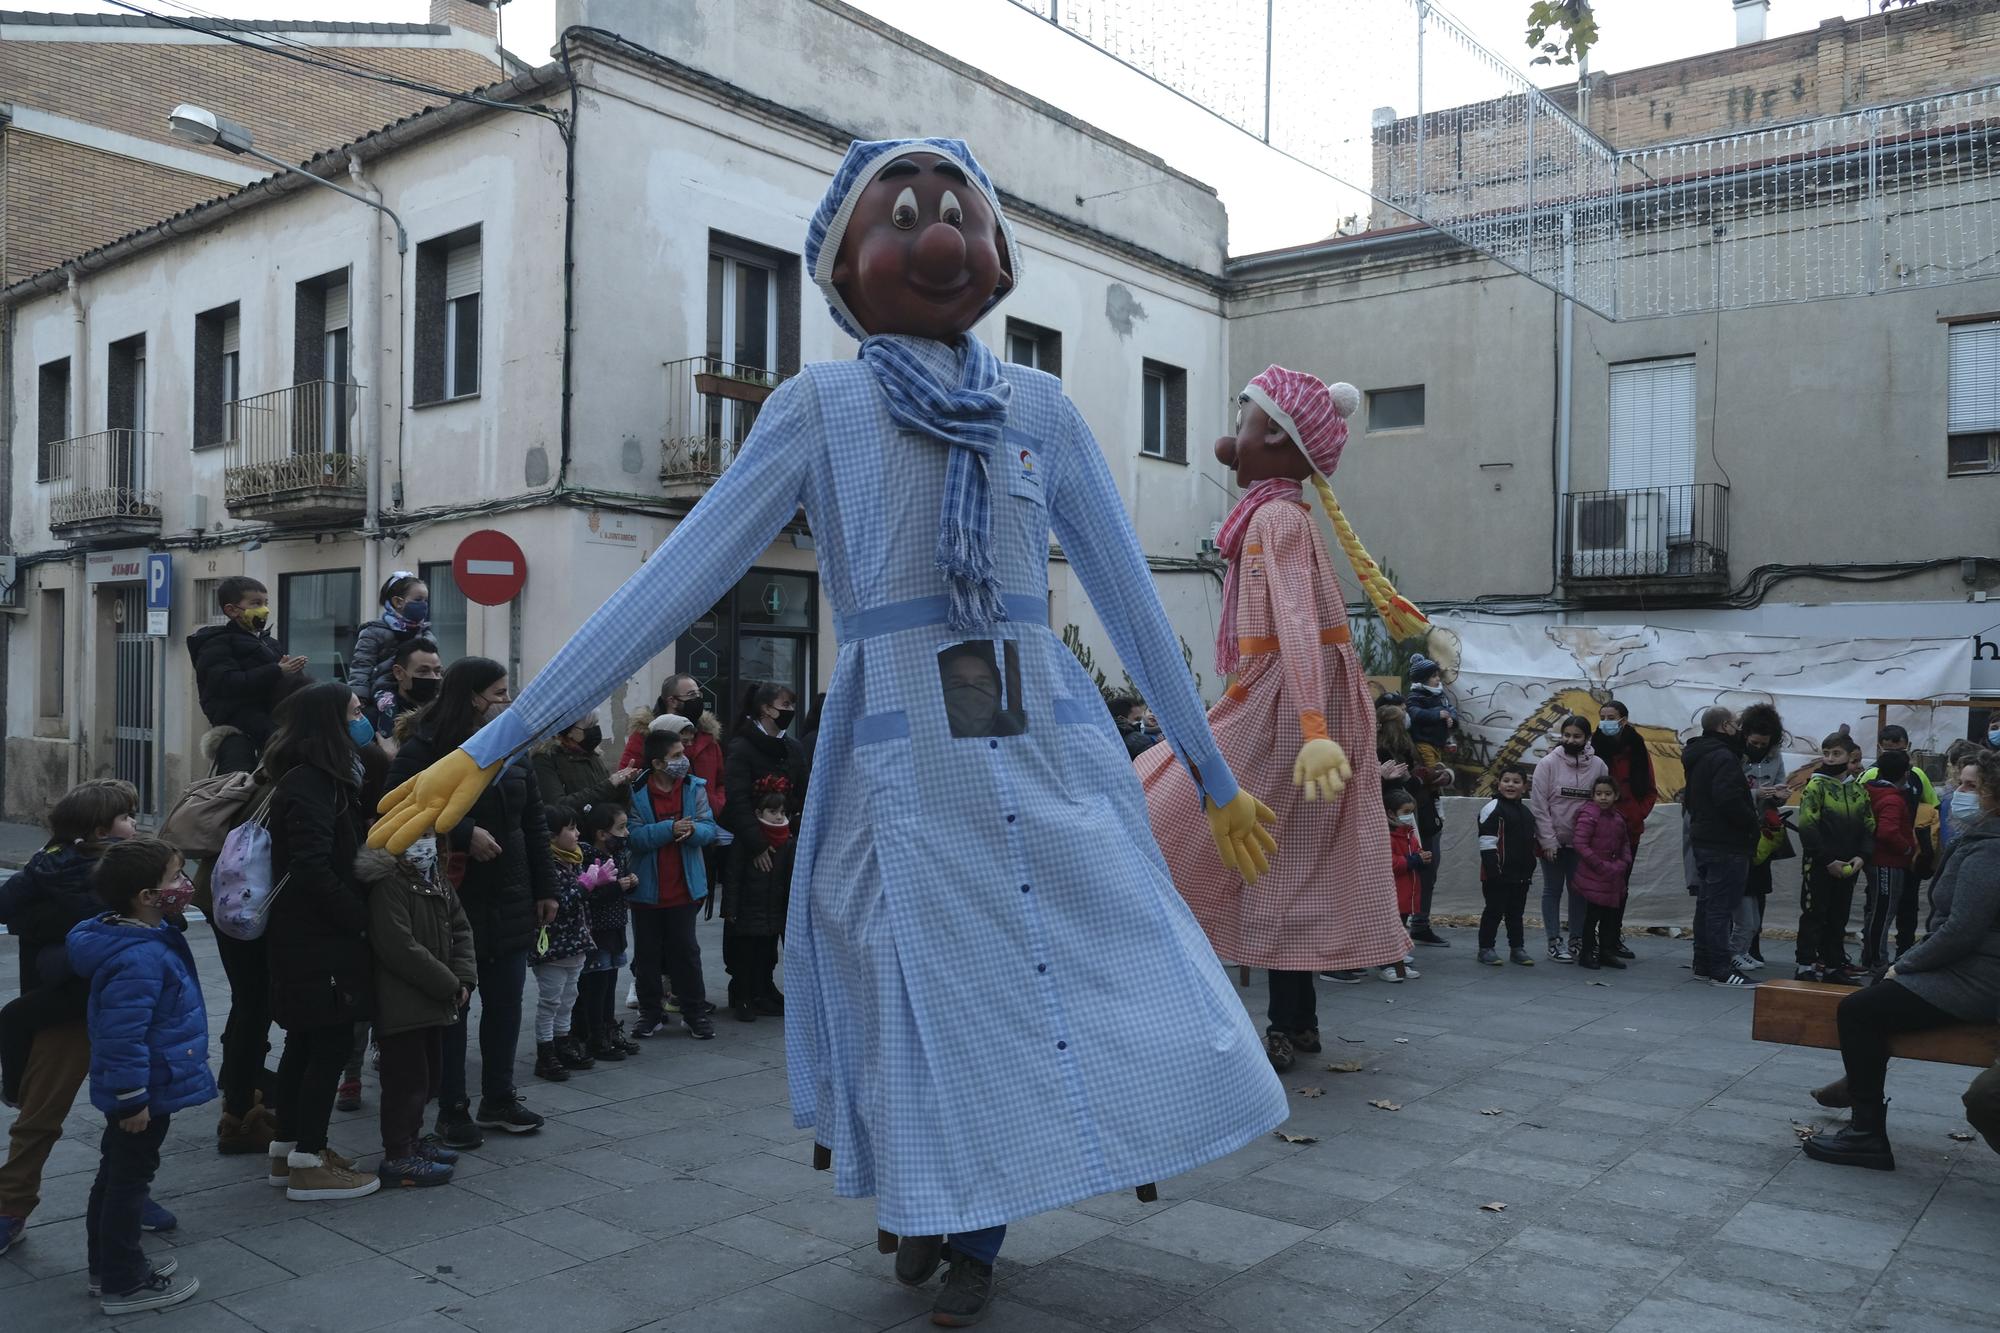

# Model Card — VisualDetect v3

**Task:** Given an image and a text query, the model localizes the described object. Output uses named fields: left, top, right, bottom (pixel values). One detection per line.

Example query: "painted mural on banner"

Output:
left=1426, top=617, right=1971, bottom=799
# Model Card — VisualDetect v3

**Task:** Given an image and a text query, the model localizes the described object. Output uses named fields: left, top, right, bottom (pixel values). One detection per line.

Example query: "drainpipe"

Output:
left=67, top=268, right=87, bottom=783
left=1554, top=212, right=1575, bottom=625
left=349, top=156, right=387, bottom=608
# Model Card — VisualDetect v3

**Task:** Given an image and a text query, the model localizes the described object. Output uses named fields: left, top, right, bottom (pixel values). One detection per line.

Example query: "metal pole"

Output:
left=1415, top=1, right=1426, bottom=220
left=1555, top=209, right=1575, bottom=620
left=1263, top=0, right=1274, bottom=144
left=1526, top=93, right=1537, bottom=277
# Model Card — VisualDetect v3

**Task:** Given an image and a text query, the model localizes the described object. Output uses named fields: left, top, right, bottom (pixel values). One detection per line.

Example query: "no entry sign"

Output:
left=452, top=529, right=528, bottom=605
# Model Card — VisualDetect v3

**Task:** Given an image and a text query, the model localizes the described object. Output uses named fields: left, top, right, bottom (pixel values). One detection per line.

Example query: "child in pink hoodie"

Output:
left=1530, top=716, right=1610, bottom=962
left=1571, top=778, right=1633, bottom=970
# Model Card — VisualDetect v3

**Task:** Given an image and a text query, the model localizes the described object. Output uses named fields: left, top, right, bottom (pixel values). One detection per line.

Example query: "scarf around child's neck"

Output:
left=551, top=842, right=583, bottom=866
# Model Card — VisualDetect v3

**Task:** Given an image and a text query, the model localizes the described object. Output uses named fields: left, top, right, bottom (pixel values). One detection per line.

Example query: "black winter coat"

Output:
left=1682, top=731, right=1759, bottom=856
left=723, top=727, right=807, bottom=936
left=0, top=845, right=101, bottom=992
left=265, top=764, right=372, bottom=1031
left=389, top=727, right=556, bottom=960
left=187, top=622, right=305, bottom=752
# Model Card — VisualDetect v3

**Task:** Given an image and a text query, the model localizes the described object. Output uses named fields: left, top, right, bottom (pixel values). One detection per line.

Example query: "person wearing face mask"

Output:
left=627, top=730, right=720, bottom=1040
left=364, top=638, right=445, bottom=748
left=723, top=684, right=809, bottom=1022
left=1681, top=707, right=1763, bottom=987
left=1729, top=704, right=1791, bottom=972
left=387, top=659, right=557, bottom=1147
left=1530, top=717, right=1610, bottom=963
left=532, top=708, right=643, bottom=814
left=187, top=576, right=310, bottom=776
left=260, top=683, right=382, bottom=1202
left=1943, top=761, right=1985, bottom=856
left=1794, top=729, right=1876, bottom=984
left=347, top=572, right=434, bottom=704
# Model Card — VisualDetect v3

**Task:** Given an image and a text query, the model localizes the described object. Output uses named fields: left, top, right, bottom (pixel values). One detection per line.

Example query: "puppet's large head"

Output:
left=806, top=137, right=1022, bottom=341
left=1215, top=365, right=1360, bottom=488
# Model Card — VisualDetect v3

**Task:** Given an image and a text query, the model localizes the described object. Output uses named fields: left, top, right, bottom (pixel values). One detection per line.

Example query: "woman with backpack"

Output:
left=387, top=658, right=557, bottom=1149
left=260, top=682, right=380, bottom=1201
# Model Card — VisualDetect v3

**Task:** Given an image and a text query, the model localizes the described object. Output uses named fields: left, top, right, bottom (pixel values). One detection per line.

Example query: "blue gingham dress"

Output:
left=466, top=338, right=1288, bottom=1234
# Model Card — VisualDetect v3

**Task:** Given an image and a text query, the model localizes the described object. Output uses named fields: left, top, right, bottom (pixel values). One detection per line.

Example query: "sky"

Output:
left=46, top=0, right=1887, bottom=253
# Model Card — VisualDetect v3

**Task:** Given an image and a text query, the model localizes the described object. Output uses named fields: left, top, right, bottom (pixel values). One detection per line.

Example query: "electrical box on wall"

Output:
left=187, top=494, right=209, bottom=531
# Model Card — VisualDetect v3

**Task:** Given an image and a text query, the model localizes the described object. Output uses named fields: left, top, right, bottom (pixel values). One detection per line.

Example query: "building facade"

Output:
left=0, top=3, right=1238, bottom=819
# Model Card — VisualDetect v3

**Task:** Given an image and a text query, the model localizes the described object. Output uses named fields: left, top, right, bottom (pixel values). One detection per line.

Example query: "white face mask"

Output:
left=1396, top=813, right=1418, bottom=827
left=1953, top=790, right=1982, bottom=819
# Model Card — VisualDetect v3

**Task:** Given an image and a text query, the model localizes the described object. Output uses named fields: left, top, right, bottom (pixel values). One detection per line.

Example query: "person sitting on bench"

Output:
left=1803, top=750, right=2000, bottom=1171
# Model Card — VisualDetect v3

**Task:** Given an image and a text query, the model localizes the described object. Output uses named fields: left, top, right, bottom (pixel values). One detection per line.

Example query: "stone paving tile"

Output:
left=638, top=1282, right=884, bottom=1333
left=769, top=1256, right=937, bottom=1325
left=1002, top=1254, right=1191, bottom=1331
left=390, top=1220, right=577, bottom=1296
left=497, top=1202, right=650, bottom=1261
left=219, top=1255, right=454, bottom=1333
left=1610, top=1294, right=1845, bottom=1333
left=1113, top=1199, right=1315, bottom=1270
left=1715, top=1199, right=1915, bottom=1271
left=1057, top=1233, right=1242, bottom=1299
left=693, top=1211, right=858, bottom=1269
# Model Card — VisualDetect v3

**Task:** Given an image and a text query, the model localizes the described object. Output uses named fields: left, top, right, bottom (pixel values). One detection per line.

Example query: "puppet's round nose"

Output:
left=1214, top=436, right=1238, bottom=467
left=913, top=222, right=966, bottom=284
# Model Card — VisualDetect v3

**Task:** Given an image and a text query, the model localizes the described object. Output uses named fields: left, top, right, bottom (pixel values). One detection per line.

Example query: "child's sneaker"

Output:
left=416, top=1135, right=461, bottom=1165
left=631, top=1016, right=671, bottom=1039
left=475, top=1095, right=545, bottom=1135
left=625, top=983, right=639, bottom=1010
left=1547, top=938, right=1573, bottom=964
left=378, top=1155, right=453, bottom=1188
left=0, top=1214, right=24, bottom=1257
left=683, top=1010, right=717, bottom=1041
left=1477, top=947, right=1502, bottom=966
left=335, top=1078, right=362, bottom=1113
left=286, top=1150, right=381, bottom=1201
left=1289, top=1028, right=1322, bottom=1054
left=1317, top=970, right=1366, bottom=984
left=1510, top=948, right=1536, bottom=966
left=88, top=1257, right=178, bottom=1297
left=99, top=1268, right=199, bottom=1316
left=138, top=1198, right=176, bottom=1233
left=433, top=1103, right=483, bottom=1151
left=1374, top=966, right=1405, bottom=983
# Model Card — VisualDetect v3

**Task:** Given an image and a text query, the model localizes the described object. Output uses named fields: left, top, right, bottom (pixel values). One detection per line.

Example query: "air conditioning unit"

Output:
left=1570, top=489, right=1669, bottom=577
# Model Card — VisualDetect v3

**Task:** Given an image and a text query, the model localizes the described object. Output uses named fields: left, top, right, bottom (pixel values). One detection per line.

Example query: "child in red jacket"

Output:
left=1380, top=789, right=1427, bottom=983
left=1571, top=778, right=1634, bottom=971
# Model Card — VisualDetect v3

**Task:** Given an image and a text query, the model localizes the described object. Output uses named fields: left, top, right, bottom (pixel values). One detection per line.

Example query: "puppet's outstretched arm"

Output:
left=372, top=379, right=817, bottom=853
left=1050, top=401, right=1276, bottom=881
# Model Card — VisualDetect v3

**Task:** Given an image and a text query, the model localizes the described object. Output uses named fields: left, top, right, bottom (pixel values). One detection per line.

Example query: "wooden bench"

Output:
left=1752, top=979, right=2000, bottom=1068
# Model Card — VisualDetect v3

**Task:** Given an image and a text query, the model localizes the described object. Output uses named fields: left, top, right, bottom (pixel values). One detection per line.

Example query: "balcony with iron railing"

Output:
left=48, top=429, right=163, bottom=543
left=223, top=380, right=365, bottom=523
left=1561, top=482, right=1730, bottom=600
left=660, top=357, right=789, bottom=502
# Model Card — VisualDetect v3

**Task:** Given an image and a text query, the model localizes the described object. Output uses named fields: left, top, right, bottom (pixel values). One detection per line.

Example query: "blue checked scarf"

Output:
left=859, top=334, right=1013, bottom=631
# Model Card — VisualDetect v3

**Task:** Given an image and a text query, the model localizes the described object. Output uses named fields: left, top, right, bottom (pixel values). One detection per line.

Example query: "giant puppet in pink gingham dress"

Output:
left=1138, top=368, right=1419, bottom=972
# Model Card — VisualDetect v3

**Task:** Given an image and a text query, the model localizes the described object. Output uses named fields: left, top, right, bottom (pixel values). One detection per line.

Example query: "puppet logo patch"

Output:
left=1008, top=445, right=1044, bottom=501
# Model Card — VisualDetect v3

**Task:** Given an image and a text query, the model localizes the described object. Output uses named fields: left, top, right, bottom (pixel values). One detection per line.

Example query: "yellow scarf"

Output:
left=551, top=842, right=583, bottom=867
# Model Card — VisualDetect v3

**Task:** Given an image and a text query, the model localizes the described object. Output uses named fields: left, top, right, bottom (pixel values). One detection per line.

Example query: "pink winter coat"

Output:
left=1571, top=802, right=1634, bottom=907
left=1530, top=744, right=1610, bottom=853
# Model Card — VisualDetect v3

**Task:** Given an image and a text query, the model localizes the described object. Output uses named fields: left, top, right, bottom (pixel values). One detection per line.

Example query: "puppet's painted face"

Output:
left=830, top=152, right=1012, bottom=340
left=1215, top=398, right=1312, bottom=487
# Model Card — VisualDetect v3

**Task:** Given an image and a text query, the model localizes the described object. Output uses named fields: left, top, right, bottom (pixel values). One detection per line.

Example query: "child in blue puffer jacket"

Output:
left=66, top=838, right=216, bottom=1316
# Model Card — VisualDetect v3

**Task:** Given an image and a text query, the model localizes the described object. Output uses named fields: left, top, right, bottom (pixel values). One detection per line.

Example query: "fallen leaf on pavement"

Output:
left=1369, top=1099, right=1402, bottom=1112
left=1479, top=1108, right=1505, bottom=1116
left=1293, top=1086, right=1325, bottom=1098
left=1324, top=1060, right=1364, bottom=1074
left=1949, top=1131, right=1975, bottom=1142
left=1274, top=1131, right=1318, bottom=1145
left=1791, top=1122, right=1819, bottom=1140
left=1479, top=1202, right=1507, bottom=1213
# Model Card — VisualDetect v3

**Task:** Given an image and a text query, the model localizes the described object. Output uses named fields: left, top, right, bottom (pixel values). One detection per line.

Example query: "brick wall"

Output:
left=3, top=133, right=225, bottom=285
left=0, top=31, right=504, bottom=287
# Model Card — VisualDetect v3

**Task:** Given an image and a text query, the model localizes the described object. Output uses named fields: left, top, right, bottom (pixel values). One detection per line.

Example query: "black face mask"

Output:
left=680, top=698, right=705, bottom=725
left=773, top=708, right=796, bottom=732
left=403, top=676, right=441, bottom=705
left=1743, top=741, right=1770, bottom=760
left=1562, top=740, right=1587, bottom=756
left=579, top=726, right=604, bottom=751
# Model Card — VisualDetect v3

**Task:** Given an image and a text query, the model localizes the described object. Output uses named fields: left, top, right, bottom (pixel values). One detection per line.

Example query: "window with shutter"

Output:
left=1607, top=357, right=1696, bottom=533
left=323, top=283, right=349, bottom=334
left=444, top=242, right=481, bottom=301
left=1948, top=320, right=2000, bottom=476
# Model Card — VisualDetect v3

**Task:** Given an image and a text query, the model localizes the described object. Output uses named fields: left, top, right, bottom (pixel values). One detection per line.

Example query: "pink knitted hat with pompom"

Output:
left=1240, top=365, right=1360, bottom=476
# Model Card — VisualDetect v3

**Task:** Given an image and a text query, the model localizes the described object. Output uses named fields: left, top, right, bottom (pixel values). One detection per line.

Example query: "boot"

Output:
left=894, top=1234, right=946, bottom=1286
left=1802, top=1099, right=1895, bottom=1171
left=588, top=1021, right=627, bottom=1063
left=1578, top=948, right=1601, bottom=970
left=555, top=1034, right=595, bottom=1071
left=217, top=1102, right=275, bottom=1155
left=612, top=1020, right=642, bottom=1056
left=533, top=1042, right=570, bottom=1082
left=1812, top=1076, right=1852, bottom=1109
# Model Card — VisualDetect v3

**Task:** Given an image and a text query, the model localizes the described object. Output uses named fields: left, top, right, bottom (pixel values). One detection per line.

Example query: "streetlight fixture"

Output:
left=168, top=102, right=406, bottom=252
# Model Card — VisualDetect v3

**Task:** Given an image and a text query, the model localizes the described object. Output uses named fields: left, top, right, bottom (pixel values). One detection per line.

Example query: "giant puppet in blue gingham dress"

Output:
left=377, top=138, right=1287, bottom=1241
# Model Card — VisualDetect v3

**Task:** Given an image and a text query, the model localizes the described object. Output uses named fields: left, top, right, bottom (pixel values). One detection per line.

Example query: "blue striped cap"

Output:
left=805, top=137, right=1023, bottom=340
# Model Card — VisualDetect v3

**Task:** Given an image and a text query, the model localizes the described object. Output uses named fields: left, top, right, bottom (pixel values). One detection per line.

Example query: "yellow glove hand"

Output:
left=1293, top=738, right=1352, bottom=804
left=369, top=748, right=503, bottom=854
left=1205, top=790, right=1279, bottom=884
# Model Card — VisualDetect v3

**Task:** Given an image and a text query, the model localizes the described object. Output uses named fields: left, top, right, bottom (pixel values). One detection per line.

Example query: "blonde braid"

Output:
left=1309, top=472, right=1430, bottom=642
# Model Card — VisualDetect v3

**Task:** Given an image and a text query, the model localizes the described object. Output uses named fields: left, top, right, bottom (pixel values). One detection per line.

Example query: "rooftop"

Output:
left=0, top=8, right=454, bottom=35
